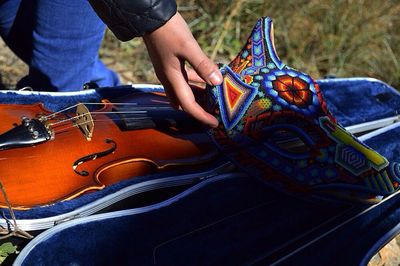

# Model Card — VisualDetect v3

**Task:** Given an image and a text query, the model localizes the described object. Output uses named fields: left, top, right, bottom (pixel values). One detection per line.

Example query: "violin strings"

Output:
left=43, top=102, right=162, bottom=119
left=1, top=104, right=177, bottom=139
left=46, top=106, right=176, bottom=127
left=48, top=113, right=90, bottom=127
left=48, top=111, right=145, bottom=127
left=9, top=102, right=180, bottom=136
left=51, top=115, right=175, bottom=134
left=8, top=112, right=178, bottom=136
left=43, top=103, right=81, bottom=119
left=51, top=116, right=147, bottom=131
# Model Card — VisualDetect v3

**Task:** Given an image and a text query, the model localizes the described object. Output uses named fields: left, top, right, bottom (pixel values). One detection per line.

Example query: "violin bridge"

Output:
left=75, top=103, right=94, bottom=141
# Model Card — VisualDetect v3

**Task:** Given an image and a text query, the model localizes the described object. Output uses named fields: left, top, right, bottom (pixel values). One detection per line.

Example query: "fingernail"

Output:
left=211, top=120, right=219, bottom=128
left=208, top=71, right=223, bottom=85
left=209, top=117, right=219, bottom=128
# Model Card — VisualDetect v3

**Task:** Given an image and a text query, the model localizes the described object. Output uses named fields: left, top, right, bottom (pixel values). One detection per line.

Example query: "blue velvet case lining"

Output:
left=318, top=77, right=400, bottom=127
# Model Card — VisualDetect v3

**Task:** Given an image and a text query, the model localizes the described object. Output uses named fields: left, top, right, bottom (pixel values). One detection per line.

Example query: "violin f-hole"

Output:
left=72, top=138, right=117, bottom=176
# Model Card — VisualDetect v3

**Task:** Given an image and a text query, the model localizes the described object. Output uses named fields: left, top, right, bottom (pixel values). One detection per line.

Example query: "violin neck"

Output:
left=113, top=105, right=202, bottom=131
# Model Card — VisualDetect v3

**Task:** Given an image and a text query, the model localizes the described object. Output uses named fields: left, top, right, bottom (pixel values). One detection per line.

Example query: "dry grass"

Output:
left=101, top=0, right=400, bottom=88
left=0, top=1, right=398, bottom=88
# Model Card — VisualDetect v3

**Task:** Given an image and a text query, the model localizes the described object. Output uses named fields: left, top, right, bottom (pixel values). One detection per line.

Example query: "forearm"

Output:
left=88, top=0, right=177, bottom=41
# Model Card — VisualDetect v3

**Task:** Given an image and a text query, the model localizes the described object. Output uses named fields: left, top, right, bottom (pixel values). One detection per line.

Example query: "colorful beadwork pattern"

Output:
left=205, top=17, right=400, bottom=203
left=216, top=67, right=258, bottom=130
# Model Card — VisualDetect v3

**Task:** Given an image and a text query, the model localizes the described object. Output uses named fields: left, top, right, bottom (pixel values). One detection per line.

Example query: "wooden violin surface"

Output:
left=0, top=92, right=218, bottom=209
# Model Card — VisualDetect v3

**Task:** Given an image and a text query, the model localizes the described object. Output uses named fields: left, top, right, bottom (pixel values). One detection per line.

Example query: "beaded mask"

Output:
left=204, top=17, right=400, bottom=203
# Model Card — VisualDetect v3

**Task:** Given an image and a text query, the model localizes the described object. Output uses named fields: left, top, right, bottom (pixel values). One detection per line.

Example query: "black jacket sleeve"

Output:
left=88, top=0, right=177, bottom=41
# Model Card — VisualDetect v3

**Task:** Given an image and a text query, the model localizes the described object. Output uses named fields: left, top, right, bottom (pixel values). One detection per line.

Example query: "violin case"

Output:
left=0, top=77, right=398, bottom=265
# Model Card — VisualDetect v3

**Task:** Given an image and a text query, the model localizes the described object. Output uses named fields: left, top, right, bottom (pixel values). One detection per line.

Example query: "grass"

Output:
left=100, top=0, right=400, bottom=88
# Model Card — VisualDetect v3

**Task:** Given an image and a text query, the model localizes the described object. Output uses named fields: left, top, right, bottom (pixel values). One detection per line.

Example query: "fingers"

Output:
left=162, top=83, right=180, bottom=109
left=165, top=67, right=219, bottom=127
left=194, top=57, right=223, bottom=86
left=143, top=12, right=221, bottom=127
left=186, top=52, right=223, bottom=86
left=185, top=67, right=206, bottom=84
left=180, top=44, right=223, bottom=87
left=169, top=13, right=222, bottom=86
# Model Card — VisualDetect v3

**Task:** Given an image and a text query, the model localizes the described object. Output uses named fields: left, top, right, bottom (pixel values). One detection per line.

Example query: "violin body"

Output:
left=0, top=92, right=217, bottom=209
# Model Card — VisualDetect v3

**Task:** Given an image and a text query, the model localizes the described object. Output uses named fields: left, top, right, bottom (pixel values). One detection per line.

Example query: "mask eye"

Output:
left=269, top=129, right=310, bottom=154
left=260, top=124, right=317, bottom=160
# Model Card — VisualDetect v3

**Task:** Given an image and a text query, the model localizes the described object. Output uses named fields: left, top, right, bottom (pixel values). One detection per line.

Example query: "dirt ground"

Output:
left=0, top=39, right=27, bottom=89
left=369, top=238, right=400, bottom=266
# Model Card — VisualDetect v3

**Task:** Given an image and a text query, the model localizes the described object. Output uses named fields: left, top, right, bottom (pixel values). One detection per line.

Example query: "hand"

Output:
left=143, top=12, right=222, bottom=127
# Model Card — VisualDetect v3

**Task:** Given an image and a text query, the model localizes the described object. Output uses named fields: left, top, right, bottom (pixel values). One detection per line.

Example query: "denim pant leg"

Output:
left=0, top=0, right=119, bottom=91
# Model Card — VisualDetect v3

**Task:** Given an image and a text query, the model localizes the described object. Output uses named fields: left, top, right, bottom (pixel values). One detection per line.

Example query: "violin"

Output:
left=0, top=89, right=218, bottom=209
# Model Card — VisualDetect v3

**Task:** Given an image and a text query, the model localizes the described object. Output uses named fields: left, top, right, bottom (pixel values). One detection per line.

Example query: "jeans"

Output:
left=0, top=0, right=120, bottom=91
